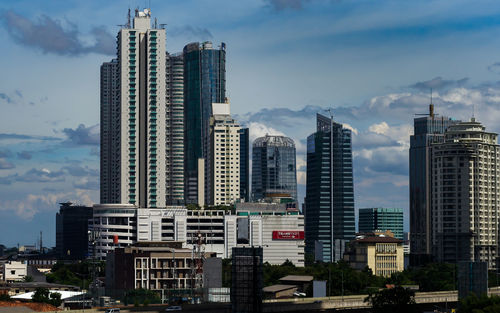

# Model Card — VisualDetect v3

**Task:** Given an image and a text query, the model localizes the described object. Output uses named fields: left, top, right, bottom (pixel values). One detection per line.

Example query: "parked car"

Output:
left=165, top=306, right=182, bottom=311
left=293, top=291, right=306, bottom=297
left=105, top=309, right=120, bottom=313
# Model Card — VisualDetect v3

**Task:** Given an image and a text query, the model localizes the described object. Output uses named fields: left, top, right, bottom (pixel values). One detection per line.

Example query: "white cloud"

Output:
left=0, top=190, right=94, bottom=220
left=247, top=121, right=286, bottom=143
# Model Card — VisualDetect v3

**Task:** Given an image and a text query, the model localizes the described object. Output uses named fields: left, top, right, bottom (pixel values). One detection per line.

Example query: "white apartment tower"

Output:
left=101, top=9, right=166, bottom=208
left=431, top=118, right=500, bottom=268
left=210, top=101, right=240, bottom=205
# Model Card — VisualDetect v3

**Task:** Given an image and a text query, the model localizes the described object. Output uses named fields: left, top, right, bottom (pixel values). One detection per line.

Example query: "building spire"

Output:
left=429, top=88, right=434, bottom=119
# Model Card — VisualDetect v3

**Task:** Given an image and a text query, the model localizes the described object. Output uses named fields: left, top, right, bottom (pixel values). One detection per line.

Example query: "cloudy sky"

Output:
left=2, top=0, right=500, bottom=247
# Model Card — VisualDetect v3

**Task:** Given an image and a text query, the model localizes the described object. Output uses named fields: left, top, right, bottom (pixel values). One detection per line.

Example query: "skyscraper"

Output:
left=251, top=135, right=297, bottom=201
left=430, top=118, right=500, bottom=268
left=165, top=52, right=184, bottom=204
left=358, top=208, right=404, bottom=240
left=183, top=41, right=226, bottom=205
left=240, top=128, right=250, bottom=202
left=100, top=9, right=166, bottom=207
left=409, top=103, right=459, bottom=265
left=210, top=101, right=240, bottom=205
left=305, top=113, right=355, bottom=262
left=100, top=59, right=120, bottom=204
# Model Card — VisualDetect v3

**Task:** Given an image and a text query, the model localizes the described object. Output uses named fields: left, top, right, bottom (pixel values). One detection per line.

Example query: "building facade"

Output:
left=56, top=202, right=93, bottom=259
left=2, top=261, right=27, bottom=283
left=240, top=128, right=250, bottom=202
left=100, top=9, right=167, bottom=208
left=210, top=101, right=240, bottom=205
left=183, top=41, right=226, bottom=205
left=252, top=135, right=297, bottom=201
left=358, top=208, right=404, bottom=240
left=430, top=118, right=500, bottom=268
left=91, top=204, right=304, bottom=266
left=409, top=104, right=459, bottom=265
left=165, top=52, right=185, bottom=204
left=344, top=236, right=404, bottom=277
left=100, top=59, right=120, bottom=204
left=305, top=114, right=355, bottom=262
left=106, top=242, right=217, bottom=292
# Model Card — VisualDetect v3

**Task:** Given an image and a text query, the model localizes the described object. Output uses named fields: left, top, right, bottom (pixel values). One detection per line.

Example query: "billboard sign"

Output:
left=272, top=230, right=304, bottom=240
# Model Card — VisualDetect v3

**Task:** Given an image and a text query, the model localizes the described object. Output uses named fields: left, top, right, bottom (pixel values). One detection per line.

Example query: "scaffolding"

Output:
left=231, top=247, right=263, bottom=313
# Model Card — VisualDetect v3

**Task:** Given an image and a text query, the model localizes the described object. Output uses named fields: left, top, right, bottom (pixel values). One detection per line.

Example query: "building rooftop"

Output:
left=354, top=236, right=403, bottom=244
left=279, top=275, right=314, bottom=282
left=8, top=282, right=80, bottom=289
left=263, top=284, right=297, bottom=293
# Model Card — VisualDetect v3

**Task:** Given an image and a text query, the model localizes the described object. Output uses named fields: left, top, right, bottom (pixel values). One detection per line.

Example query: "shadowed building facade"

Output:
left=305, top=114, right=355, bottom=262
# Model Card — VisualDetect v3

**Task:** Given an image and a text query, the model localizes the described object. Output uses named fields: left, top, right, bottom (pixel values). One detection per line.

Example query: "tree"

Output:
left=364, top=286, right=418, bottom=313
left=458, top=293, right=500, bottom=313
left=23, top=275, right=34, bottom=282
left=32, top=288, right=62, bottom=307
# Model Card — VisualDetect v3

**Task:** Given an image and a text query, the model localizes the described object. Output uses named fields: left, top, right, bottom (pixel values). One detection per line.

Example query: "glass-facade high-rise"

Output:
left=183, top=41, right=226, bottom=205
left=240, top=128, right=250, bottom=202
left=165, top=52, right=184, bottom=204
left=251, top=135, right=297, bottom=201
left=305, top=114, right=355, bottom=262
left=409, top=104, right=459, bottom=265
left=358, top=208, right=404, bottom=240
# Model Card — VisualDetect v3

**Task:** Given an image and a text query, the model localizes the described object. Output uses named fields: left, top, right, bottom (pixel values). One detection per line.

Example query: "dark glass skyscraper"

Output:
left=409, top=104, right=458, bottom=265
left=56, top=202, right=93, bottom=260
left=183, top=41, right=226, bottom=205
left=240, top=128, right=250, bottom=202
left=251, top=135, right=297, bottom=201
left=305, top=114, right=355, bottom=262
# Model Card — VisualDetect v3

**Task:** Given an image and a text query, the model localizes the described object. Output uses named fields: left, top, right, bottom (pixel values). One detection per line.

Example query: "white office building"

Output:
left=91, top=205, right=304, bottom=266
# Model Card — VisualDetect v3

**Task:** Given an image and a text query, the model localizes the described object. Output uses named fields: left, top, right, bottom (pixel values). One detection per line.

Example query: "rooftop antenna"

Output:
left=415, top=88, right=437, bottom=119
left=429, top=88, right=434, bottom=119
left=154, top=17, right=157, bottom=29
left=159, top=23, right=167, bottom=29
left=127, top=8, right=131, bottom=28
left=324, top=108, right=334, bottom=120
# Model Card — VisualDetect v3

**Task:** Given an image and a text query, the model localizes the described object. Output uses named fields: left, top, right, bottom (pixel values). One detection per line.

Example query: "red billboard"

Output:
left=272, top=231, right=304, bottom=240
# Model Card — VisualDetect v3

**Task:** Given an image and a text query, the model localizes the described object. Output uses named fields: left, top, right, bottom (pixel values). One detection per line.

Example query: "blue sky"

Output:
left=2, top=0, right=500, bottom=247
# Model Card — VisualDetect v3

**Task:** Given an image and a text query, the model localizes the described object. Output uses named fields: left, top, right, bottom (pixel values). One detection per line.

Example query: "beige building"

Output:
left=2, top=261, right=27, bottom=283
left=344, top=236, right=404, bottom=277
left=431, top=118, right=500, bottom=268
left=210, top=101, right=240, bottom=205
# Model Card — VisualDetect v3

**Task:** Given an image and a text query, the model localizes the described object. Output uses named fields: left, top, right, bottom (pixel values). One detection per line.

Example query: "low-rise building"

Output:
left=106, top=241, right=218, bottom=295
left=2, top=261, right=27, bottom=282
left=6, top=282, right=80, bottom=296
left=344, top=235, right=404, bottom=277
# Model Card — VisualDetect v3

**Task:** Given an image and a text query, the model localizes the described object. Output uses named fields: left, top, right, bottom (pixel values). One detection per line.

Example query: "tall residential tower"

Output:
left=430, top=118, right=500, bottom=268
left=100, top=9, right=166, bottom=207
left=305, top=114, right=355, bottom=262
